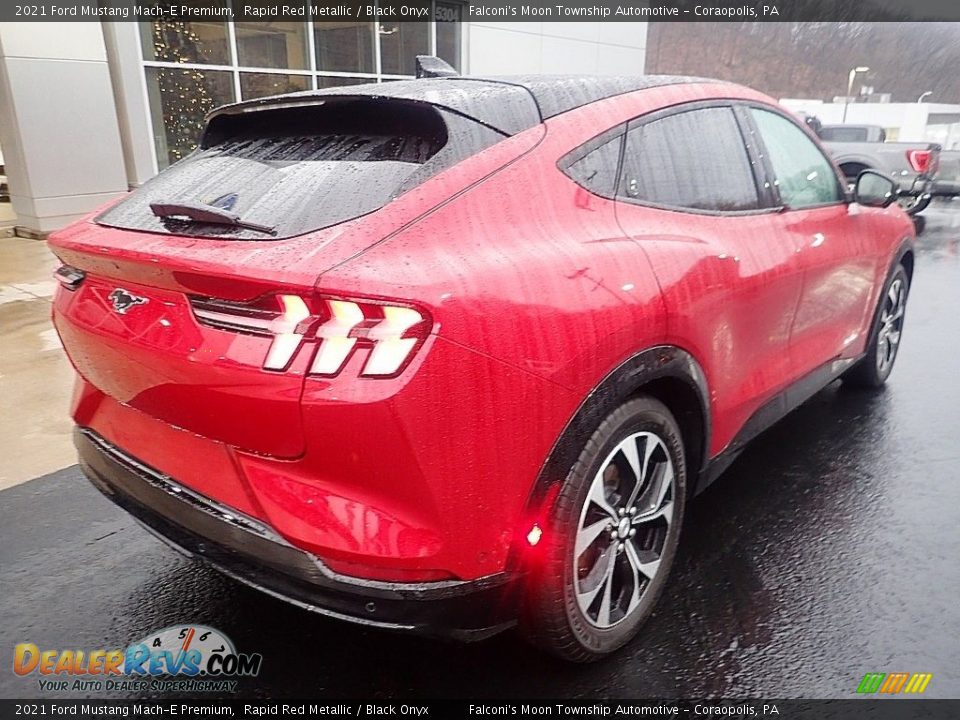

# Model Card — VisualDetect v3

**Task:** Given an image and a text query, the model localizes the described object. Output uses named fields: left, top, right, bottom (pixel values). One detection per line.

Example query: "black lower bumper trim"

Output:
left=75, top=428, right=518, bottom=640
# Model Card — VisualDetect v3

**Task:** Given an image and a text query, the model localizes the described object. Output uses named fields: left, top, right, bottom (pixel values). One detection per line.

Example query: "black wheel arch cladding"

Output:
left=507, top=345, right=710, bottom=574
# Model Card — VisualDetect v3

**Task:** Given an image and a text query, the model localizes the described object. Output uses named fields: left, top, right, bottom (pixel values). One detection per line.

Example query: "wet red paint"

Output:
left=48, top=81, right=913, bottom=583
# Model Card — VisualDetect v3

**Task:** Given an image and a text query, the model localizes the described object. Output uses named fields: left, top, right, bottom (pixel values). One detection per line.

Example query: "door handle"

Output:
left=811, top=233, right=825, bottom=248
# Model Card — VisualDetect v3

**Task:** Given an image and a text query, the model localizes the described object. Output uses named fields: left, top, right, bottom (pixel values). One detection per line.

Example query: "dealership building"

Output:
left=0, top=18, right=649, bottom=235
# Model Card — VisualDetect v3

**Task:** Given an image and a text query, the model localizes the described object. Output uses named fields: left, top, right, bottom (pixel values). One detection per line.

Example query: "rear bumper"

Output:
left=75, top=427, right=519, bottom=641
left=930, top=179, right=960, bottom=197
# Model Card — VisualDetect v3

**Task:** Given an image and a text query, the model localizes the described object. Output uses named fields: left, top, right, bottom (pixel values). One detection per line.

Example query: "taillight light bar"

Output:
left=264, top=296, right=313, bottom=371
left=190, top=294, right=432, bottom=377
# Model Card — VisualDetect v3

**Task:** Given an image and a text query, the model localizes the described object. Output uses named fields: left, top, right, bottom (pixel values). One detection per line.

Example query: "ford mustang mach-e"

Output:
left=49, top=67, right=914, bottom=661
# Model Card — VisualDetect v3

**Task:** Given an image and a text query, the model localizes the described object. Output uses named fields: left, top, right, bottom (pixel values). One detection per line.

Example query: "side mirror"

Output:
left=854, top=170, right=898, bottom=208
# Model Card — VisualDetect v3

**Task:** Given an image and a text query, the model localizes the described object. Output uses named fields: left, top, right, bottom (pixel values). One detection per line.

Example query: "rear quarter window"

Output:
left=96, top=98, right=506, bottom=240
left=559, top=130, right=624, bottom=198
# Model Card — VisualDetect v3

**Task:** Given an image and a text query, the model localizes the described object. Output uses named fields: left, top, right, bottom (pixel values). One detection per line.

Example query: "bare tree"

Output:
left=647, top=22, right=960, bottom=104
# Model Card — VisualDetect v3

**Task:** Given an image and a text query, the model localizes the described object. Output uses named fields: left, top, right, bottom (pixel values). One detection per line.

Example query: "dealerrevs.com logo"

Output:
left=13, top=625, right=262, bottom=693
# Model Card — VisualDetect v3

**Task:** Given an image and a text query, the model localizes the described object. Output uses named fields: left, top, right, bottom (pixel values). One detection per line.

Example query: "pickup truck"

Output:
left=813, top=123, right=960, bottom=222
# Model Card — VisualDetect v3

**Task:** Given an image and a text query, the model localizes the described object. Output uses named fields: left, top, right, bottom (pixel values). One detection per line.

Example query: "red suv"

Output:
left=49, top=71, right=913, bottom=661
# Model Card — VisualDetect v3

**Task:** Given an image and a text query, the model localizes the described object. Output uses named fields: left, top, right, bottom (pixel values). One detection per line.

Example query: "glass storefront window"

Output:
left=314, top=22, right=376, bottom=74
left=435, top=3, right=463, bottom=70
left=145, top=67, right=235, bottom=169
left=316, top=76, right=373, bottom=89
left=239, top=72, right=311, bottom=100
left=235, top=22, right=309, bottom=69
left=141, top=12, right=463, bottom=170
left=378, top=22, right=430, bottom=76
left=140, top=21, right=230, bottom=65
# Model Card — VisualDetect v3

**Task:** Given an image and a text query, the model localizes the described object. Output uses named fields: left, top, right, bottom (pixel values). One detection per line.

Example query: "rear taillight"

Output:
left=311, top=299, right=430, bottom=377
left=191, top=294, right=314, bottom=371
left=190, top=294, right=431, bottom=377
left=906, top=149, right=938, bottom=175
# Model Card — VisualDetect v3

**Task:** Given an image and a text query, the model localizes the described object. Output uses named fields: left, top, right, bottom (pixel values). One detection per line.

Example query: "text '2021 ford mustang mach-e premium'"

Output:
left=49, top=66, right=914, bottom=661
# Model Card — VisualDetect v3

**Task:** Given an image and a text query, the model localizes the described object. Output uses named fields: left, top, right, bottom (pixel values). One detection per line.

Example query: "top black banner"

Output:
left=2, top=700, right=960, bottom=719
left=4, top=0, right=960, bottom=23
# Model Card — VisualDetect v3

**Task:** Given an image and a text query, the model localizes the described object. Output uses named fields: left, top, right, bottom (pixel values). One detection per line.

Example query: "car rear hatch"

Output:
left=50, top=81, right=543, bottom=459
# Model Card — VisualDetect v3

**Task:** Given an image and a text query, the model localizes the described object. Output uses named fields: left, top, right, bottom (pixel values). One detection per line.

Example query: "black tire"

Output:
left=520, top=396, right=687, bottom=662
left=843, top=264, right=910, bottom=388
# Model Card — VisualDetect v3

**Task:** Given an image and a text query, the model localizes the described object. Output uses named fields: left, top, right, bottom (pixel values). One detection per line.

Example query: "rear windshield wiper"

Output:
left=150, top=201, right=276, bottom=235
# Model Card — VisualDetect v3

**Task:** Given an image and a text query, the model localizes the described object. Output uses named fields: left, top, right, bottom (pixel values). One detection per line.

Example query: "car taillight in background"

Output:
left=190, top=294, right=432, bottom=377
left=906, top=149, right=938, bottom=176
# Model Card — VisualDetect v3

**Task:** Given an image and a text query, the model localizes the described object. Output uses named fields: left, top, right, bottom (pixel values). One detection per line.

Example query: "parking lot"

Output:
left=2, top=203, right=959, bottom=700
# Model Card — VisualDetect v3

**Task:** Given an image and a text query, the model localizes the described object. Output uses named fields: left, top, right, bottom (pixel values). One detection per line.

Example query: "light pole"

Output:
left=917, top=91, right=933, bottom=103
left=842, top=66, right=870, bottom=123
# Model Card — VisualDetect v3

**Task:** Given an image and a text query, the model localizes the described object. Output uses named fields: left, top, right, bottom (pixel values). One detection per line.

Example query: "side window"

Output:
left=561, top=133, right=623, bottom=198
left=749, top=108, right=843, bottom=209
left=619, top=106, right=760, bottom=212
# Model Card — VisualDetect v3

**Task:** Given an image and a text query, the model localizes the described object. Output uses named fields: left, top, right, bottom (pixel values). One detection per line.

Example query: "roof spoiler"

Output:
left=416, top=55, right=459, bottom=79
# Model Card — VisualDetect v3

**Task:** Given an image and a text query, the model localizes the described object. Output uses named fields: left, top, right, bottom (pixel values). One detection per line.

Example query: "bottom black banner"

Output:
left=1, top=700, right=958, bottom=720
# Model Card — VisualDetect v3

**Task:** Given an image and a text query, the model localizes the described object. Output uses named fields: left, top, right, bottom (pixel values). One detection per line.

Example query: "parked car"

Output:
left=48, top=66, right=915, bottom=661
left=815, top=123, right=960, bottom=224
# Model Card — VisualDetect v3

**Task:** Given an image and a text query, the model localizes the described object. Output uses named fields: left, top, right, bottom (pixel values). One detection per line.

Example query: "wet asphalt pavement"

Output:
left=3, top=204, right=960, bottom=700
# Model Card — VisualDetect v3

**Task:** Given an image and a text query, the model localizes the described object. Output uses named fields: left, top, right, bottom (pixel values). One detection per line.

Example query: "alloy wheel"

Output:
left=877, top=277, right=906, bottom=375
left=573, top=432, right=675, bottom=628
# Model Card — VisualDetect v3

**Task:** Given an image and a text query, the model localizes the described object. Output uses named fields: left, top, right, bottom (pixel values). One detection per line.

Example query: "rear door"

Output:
left=613, top=103, right=806, bottom=454
left=745, top=106, right=883, bottom=372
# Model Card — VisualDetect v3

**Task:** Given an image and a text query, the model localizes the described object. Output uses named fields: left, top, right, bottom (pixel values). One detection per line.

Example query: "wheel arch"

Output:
left=863, top=236, right=915, bottom=358
left=514, top=345, right=710, bottom=566
left=898, top=242, right=915, bottom=284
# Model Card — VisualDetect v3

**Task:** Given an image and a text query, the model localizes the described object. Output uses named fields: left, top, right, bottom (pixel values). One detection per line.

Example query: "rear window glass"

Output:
left=96, top=98, right=504, bottom=240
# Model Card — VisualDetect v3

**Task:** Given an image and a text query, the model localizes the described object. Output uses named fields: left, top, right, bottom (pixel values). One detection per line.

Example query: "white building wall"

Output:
left=0, top=22, right=127, bottom=232
left=780, top=98, right=960, bottom=147
left=466, top=22, right=647, bottom=75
